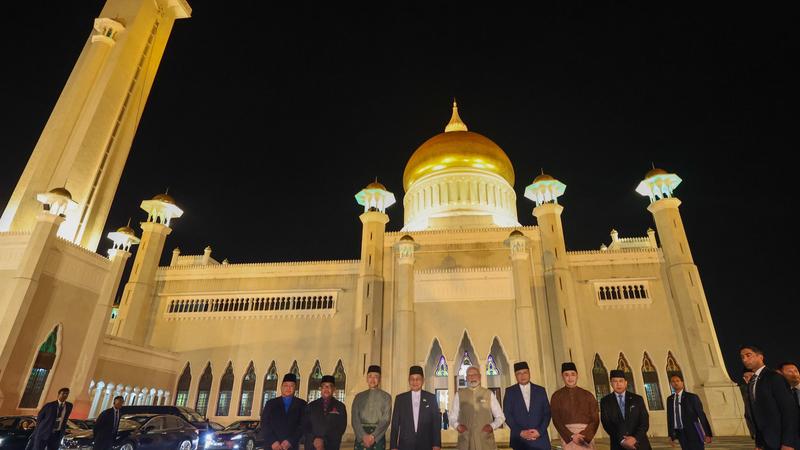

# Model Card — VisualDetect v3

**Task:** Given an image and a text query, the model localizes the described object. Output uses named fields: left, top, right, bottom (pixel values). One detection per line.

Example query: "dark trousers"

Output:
left=29, top=433, right=62, bottom=450
left=675, top=429, right=703, bottom=450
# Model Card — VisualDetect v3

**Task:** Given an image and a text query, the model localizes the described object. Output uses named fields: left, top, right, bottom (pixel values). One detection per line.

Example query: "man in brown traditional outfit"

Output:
left=550, top=362, right=600, bottom=450
left=451, top=366, right=505, bottom=450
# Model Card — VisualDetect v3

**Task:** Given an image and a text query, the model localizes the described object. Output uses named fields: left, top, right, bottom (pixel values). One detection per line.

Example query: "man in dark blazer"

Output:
left=93, top=396, right=125, bottom=450
left=389, top=366, right=441, bottom=450
left=740, top=368, right=757, bottom=440
left=262, top=374, right=307, bottom=450
left=600, top=370, right=651, bottom=450
left=666, top=374, right=712, bottom=450
left=740, top=345, right=798, bottom=450
left=502, top=361, right=551, bottom=450
left=31, top=387, right=73, bottom=450
left=304, top=375, right=347, bottom=450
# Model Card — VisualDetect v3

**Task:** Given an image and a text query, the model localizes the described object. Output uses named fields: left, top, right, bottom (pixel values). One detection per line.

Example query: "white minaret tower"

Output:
left=112, top=193, right=182, bottom=345
left=0, top=0, right=191, bottom=251
left=637, top=167, right=743, bottom=433
left=352, top=181, right=394, bottom=391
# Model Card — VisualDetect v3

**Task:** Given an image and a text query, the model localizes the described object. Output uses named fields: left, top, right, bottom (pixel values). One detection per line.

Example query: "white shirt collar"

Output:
left=675, top=389, right=684, bottom=396
left=754, top=366, right=766, bottom=376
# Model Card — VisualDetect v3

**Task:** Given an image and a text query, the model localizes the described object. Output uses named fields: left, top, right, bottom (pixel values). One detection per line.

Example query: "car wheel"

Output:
left=245, top=439, right=254, bottom=450
left=120, top=442, right=135, bottom=450
left=178, top=439, right=192, bottom=450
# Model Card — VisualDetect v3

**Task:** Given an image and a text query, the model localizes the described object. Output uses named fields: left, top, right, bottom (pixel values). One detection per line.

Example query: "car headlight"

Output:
left=231, top=435, right=242, bottom=441
left=1, top=437, right=6, bottom=446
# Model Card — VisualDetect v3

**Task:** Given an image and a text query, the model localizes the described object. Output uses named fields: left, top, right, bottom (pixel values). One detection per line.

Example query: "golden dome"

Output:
left=152, top=193, right=175, bottom=204
left=533, top=173, right=555, bottom=183
left=403, top=102, right=514, bottom=191
left=116, top=225, right=136, bottom=235
left=645, top=167, right=668, bottom=179
left=366, top=181, right=387, bottom=191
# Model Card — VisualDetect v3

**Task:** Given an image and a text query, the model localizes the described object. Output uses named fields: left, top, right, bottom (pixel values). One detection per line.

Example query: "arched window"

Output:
left=424, top=339, right=448, bottom=412
left=486, top=355, right=499, bottom=376
left=175, top=363, right=191, bottom=407
left=239, top=362, right=256, bottom=416
left=457, top=352, right=473, bottom=389
left=592, top=354, right=610, bottom=401
left=435, top=356, right=449, bottom=377
left=196, top=363, right=213, bottom=416
left=617, top=353, right=636, bottom=393
left=486, top=338, right=510, bottom=407
left=290, top=361, right=301, bottom=397
left=333, top=360, right=346, bottom=403
left=641, top=353, right=664, bottom=410
left=666, top=352, right=684, bottom=393
left=308, top=361, right=323, bottom=401
left=19, top=326, right=59, bottom=408
left=262, top=362, right=278, bottom=410
left=216, top=362, right=235, bottom=416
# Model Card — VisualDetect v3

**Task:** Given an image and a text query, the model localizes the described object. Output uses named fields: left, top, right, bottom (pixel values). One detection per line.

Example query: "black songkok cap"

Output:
left=282, top=373, right=297, bottom=384
left=561, top=362, right=577, bottom=373
left=321, top=375, right=336, bottom=386
left=367, top=365, right=381, bottom=374
left=513, top=361, right=529, bottom=372
left=609, top=369, right=626, bottom=380
left=409, top=365, right=424, bottom=376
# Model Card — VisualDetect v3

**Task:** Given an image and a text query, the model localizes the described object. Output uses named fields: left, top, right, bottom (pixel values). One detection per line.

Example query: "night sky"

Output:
left=1, top=2, right=795, bottom=379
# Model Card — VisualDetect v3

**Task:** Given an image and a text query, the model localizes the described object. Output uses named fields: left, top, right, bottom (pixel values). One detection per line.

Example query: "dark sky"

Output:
left=1, top=2, right=795, bottom=379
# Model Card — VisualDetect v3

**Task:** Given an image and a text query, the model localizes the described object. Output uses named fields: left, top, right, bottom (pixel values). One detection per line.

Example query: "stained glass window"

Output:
left=435, top=355, right=448, bottom=377
left=19, top=327, right=58, bottom=408
left=486, top=355, right=499, bottom=376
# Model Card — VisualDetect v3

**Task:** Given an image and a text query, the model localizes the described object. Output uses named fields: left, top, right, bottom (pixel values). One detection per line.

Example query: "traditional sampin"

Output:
left=352, top=365, right=392, bottom=450
left=550, top=362, right=599, bottom=450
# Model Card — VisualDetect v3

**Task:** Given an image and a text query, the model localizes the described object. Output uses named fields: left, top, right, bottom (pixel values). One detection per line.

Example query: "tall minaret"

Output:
left=112, top=193, right=183, bottom=345
left=636, top=167, right=743, bottom=432
left=525, top=173, right=586, bottom=375
left=0, top=0, right=191, bottom=251
left=352, top=181, right=395, bottom=389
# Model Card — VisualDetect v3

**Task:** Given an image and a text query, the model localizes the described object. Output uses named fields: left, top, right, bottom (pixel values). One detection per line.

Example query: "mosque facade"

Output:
left=0, top=0, right=747, bottom=441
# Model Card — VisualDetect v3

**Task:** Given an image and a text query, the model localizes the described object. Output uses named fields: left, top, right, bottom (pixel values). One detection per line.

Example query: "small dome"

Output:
left=152, top=193, right=175, bottom=204
left=366, top=181, right=387, bottom=191
left=644, top=167, right=668, bottom=179
left=533, top=173, right=555, bottom=183
left=116, top=225, right=136, bottom=236
left=400, top=234, right=415, bottom=242
left=509, top=230, right=524, bottom=237
left=49, top=187, right=72, bottom=200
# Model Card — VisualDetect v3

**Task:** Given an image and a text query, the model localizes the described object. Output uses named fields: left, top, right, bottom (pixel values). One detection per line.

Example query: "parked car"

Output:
left=118, top=407, right=211, bottom=449
left=203, top=421, right=261, bottom=450
left=60, top=414, right=198, bottom=450
left=0, top=416, right=88, bottom=450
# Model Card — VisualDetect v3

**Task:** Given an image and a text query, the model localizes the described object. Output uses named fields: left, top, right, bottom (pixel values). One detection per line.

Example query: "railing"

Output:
left=163, top=291, right=339, bottom=319
left=593, top=280, right=652, bottom=307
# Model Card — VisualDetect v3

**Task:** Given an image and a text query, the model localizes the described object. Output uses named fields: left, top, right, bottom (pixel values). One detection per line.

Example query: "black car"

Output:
left=0, top=416, right=90, bottom=450
left=118, top=407, right=211, bottom=449
left=60, top=414, right=198, bottom=450
left=203, top=421, right=261, bottom=450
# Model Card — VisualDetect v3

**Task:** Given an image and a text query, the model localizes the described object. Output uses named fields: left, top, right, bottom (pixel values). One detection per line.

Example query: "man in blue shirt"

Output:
left=261, top=374, right=307, bottom=450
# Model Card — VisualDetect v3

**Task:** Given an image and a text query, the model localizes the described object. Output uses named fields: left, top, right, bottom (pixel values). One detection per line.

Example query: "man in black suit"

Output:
left=262, top=374, right=307, bottom=450
left=389, top=366, right=441, bottom=450
left=666, top=374, right=712, bottom=450
left=93, top=396, right=124, bottom=450
left=778, top=362, right=800, bottom=450
left=31, top=387, right=73, bottom=450
left=741, top=345, right=798, bottom=450
left=304, top=375, right=347, bottom=450
left=600, top=370, right=651, bottom=450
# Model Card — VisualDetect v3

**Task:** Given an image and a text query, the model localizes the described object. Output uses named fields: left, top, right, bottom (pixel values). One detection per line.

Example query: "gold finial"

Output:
left=445, top=99, right=468, bottom=132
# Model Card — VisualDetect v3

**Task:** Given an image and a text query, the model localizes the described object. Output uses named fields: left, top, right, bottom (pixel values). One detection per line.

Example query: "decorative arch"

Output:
left=195, top=362, right=213, bottom=416
left=216, top=362, right=235, bottom=416
left=423, top=338, right=448, bottom=409
left=19, top=325, right=60, bottom=409
left=454, top=331, right=478, bottom=390
left=308, top=361, right=324, bottom=401
left=262, top=361, right=278, bottom=410
left=333, top=360, right=346, bottom=402
left=175, top=363, right=191, bottom=407
left=239, top=362, right=257, bottom=416
left=666, top=351, right=684, bottom=387
left=486, top=337, right=510, bottom=406
left=617, top=353, right=636, bottom=393
left=591, top=354, right=610, bottom=400
left=641, top=353, right=664, bottom=410
left=290, top=361, right=301, bottom=397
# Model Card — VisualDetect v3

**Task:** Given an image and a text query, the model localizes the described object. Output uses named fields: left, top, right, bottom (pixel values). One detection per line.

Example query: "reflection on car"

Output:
left=203, top=421, right=261, bottom=450
left=60, top=414, right=198, bottom=450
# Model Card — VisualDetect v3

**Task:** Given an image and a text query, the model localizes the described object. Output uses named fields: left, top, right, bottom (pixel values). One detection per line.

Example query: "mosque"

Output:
left=0, top=0, right=748, bottom=441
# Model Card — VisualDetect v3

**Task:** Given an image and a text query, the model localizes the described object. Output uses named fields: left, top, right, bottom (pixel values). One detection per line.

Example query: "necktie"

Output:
left=674, top=394, right=683, bottom=429
left=617, top=394, right=625, bottom=419
left=114, top=409, right=119, bottom=433
left=57, top=403, right=64, bottom=429
left=792, top=387, right=799, bottom=406
left=749, top=374, right=758, bottom=401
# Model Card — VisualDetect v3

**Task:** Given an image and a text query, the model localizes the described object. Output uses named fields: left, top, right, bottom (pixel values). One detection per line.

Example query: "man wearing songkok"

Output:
left=352, top=365, right=392, bottom=450
left=390, top=366, right=441, bottom=450
left=304, top=375, right=348, bottom=450
left=262, top=373, right=307, bottom=450
left=550, top=362, right=600, bottom=450
left=600, top=370, right=651, bottom=450
left=451, top=365, right=505, bottom=450
left=502, top=361, right=551, bottom=450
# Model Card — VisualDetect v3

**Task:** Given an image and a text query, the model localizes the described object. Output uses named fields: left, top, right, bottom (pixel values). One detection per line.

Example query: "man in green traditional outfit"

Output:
left=352, top=365, right=392, bottom=450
